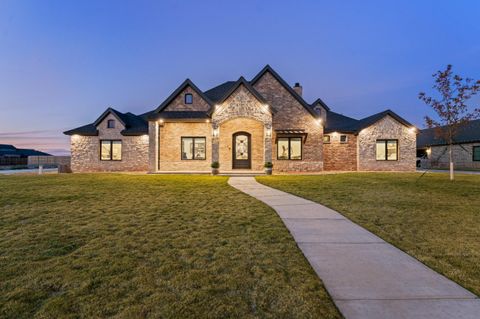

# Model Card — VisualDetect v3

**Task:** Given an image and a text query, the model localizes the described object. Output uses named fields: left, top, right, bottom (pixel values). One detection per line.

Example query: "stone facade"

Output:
left=357, top=115, right=416, bottom=171
left=164, top=86, right=210, bottom=112
left=253, top=71, right=323, bottom=172
left=158, top=121, right=212, bottom=171
left=324, top=133, right=357, bottom=171
left=71, top=113, right=149, bottom=172
left=68, top=67, right=416, bottom=173
left=427, top=143, right=480, bottom=170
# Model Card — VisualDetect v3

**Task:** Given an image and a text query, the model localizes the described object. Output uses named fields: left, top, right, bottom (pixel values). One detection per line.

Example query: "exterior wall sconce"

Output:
left=316, top=118, right=322, bottom=125
left=213, top=127, right=219, bottom=138
left=265, top=127, right=272, bottom=138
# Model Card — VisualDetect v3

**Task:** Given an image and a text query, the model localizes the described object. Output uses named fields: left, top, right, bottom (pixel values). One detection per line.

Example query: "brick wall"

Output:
left=253, top=71, right=323, bottom=172
left=164, top=86, right=210, bottom=112
left=159, top=121, right=212, bottom=171
left=218, top=118, right=265, bottom=171
left=71, top=113, right=149, bottom=172
left=428, top=143, right=480, bottom=169
left=324, top=133, right=357, bottom=171
left=358, top=115, right=416, bottom=171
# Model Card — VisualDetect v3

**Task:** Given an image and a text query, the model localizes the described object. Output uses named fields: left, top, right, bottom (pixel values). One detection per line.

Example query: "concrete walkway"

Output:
left=228, top=177, right=480, bottom=319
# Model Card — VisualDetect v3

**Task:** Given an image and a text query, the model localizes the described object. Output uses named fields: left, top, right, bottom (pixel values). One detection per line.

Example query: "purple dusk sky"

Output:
left=1, top=0, right=479, bottom=155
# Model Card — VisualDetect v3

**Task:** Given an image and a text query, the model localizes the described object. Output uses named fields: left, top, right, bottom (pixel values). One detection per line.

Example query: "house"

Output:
left=0, top=144, right=51, bottom=166
left=417, top=119, right=480, bottom=170
left=64, top=65, right=417, bottom=173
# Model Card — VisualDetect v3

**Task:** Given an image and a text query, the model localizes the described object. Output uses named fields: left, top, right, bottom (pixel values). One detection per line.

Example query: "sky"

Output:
left=1, top=0, right=479, bottom=155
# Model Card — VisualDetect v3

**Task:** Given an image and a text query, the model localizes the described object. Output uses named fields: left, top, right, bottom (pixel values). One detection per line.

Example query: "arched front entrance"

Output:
left=232, top=132, right=251, bottom=169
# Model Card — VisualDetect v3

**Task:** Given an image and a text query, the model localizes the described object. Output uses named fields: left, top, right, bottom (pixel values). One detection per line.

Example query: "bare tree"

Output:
left=419, top=65, right=480, bottom=180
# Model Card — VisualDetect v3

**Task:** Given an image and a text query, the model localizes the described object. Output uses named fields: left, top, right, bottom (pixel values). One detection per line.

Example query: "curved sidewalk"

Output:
left=228, top=177, right=480, bottom=319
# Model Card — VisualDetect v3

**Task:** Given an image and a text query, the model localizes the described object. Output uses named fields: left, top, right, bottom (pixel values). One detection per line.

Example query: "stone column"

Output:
left=264, top=123, right=272, bottom=163
left=148, top=121, right=159, bottom=172
left=212, top=123, right=219, bottom=164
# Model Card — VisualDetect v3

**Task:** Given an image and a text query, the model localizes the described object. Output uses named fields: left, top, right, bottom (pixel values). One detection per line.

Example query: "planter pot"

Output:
left=211, top=168, right=219, bottom=175
left=265, top=168, right=272, bottom=175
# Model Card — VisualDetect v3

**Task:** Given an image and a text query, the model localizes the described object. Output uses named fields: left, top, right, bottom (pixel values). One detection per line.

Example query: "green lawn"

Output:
left=257, top=173, right=480, bottom=296
left=0, top=174, right=340, bottom=319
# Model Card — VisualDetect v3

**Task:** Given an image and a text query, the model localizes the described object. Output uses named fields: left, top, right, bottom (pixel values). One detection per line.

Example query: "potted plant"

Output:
left=211, top=162, right=220, bottom=175
left=264, top=162, right=273, bottom=175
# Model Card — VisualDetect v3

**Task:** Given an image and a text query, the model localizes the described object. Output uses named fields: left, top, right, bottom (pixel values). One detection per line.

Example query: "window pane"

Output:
left=107, top=120, right=115, bottom=128
left=185, top=94, right=193, bottom=104
left=182, top=138, right=193, bottom=159
left=290, top=138, right=302, bottom=159
left=340, top=135, right=348, bottom=143
left=112, top=141, right=122, bottom=160
left=194, top=138, right=206, bottom=160
left=235, top=135, right=249, bottom=159
left=387, top=141, right=397, bottom=160
left=277, top=138, right=289, bottom=159
left=323, top=135, right=330, bottom=143
left=473, top=147, right=480, bottom=161
left=376, top=141, right=386, bottom=160
left=101, top=141, right=111, bottom=160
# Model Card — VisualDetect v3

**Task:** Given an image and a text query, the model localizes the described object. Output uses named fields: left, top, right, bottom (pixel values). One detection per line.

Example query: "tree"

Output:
left=419, top=65, right=480, bottom=180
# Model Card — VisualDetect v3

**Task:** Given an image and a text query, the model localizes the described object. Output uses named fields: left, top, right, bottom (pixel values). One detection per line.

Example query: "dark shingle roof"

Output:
left=148, top=79, right=213, bottom=119
left=324, top=109, right=413, bottom=134
left=203, top=81, right=236, bottom=103
left=0, top=144, right=50, bottom=157
left=417, top=119, right=480, bottom=148
left=152, top=111, right=210, bottom=120
left=64, top=108, right=148, bottom=136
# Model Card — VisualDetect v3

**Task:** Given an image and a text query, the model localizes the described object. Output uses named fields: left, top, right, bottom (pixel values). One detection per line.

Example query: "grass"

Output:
left=0, top=174, right=341, bottom=319
left=257, top=173, right=480, bottom=296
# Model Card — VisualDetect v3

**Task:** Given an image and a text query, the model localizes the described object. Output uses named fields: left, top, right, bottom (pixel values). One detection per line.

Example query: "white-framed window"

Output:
left=340, top=135, right=348, bottom=143
left=185, top=93, right=193, bottom=104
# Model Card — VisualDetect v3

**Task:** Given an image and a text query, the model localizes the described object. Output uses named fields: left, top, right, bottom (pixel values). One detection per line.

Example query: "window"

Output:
left=376, top=139, right=398, bottom=161
left=100, top=140, right=121, bottom=161
left=181, top=137, right=206, bottom=160
left=277, top=137, right=302, bottom=160
left=473, top=146, right=480, bottom=161
left=185, top=93, right=193, bottom=104
left=340, top=135, right=348, bottom=143
left=107, top=119, right=115, bottom=128
left=323, top=135, right=331, bottom=143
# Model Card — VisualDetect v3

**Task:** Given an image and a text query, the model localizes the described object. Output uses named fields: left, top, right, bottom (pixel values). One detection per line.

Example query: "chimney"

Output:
left=293, top=82, right=302, bottom=96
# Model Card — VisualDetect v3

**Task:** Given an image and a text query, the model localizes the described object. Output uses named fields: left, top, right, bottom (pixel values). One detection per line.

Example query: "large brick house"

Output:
left=64, top=65, right=417, bottom=173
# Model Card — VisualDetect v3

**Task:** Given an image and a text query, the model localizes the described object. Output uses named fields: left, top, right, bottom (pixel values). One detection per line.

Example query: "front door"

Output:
left=232, top=132, right=251, bottom=169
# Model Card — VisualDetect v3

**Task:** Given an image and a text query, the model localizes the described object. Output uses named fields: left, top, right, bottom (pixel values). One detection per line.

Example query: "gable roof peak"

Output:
left=150, top=78, right=213, bottom=116
left=250, top=64, right=319, bottom=118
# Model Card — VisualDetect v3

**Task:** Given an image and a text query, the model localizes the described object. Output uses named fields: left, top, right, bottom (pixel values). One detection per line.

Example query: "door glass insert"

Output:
left=235, top=135, right=249, bottom=160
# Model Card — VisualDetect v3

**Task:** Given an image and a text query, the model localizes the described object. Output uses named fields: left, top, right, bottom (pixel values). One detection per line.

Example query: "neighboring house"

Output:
left=0, top=144, right=51, bottom=166
left=64, top=65, right=417, bottom=173
left=417, top=119, right=480, bottom=170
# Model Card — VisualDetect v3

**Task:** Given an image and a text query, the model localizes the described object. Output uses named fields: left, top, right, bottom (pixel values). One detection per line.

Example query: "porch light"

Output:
left=426, top=148, right=431, bottom=155
left=266, top=127, right=272, bottom=138
left=158, top=119, right=164, bottom=124
left=213, top=128, right=219, bottom=137
left=206, top=119, right=210, bottom=123
left=316, top=118, right=322, bottom=125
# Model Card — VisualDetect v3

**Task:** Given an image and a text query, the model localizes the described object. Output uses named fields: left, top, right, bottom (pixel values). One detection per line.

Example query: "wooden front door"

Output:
left=232, top=132, right=251, bottom=169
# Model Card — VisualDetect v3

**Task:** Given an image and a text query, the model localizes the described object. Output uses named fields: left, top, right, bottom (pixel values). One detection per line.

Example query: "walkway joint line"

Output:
left=228, top=177, right=480, bottom=319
